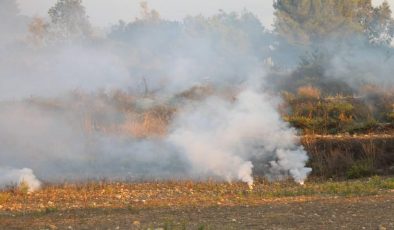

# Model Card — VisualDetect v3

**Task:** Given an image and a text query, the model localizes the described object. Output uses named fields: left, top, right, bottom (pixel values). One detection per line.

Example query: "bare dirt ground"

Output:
left=1, top=194, right=394, bottom=230
left=0, top=179, right=393, bottom=229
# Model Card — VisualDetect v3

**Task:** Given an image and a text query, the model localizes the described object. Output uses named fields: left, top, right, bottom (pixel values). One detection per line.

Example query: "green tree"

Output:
left=48, top=0, right=91, bottom=41
left=273, top=0, right=373, bottom=44
left=364, top=1, right=394, bottom=46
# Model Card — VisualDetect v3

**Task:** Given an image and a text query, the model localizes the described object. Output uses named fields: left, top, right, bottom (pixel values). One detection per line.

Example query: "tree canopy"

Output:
left=273, top=0, right=394, bottom=45
left=48, top=0, right=91, bottom=40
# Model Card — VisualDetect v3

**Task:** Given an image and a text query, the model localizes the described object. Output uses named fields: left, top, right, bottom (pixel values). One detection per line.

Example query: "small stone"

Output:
left=378, top=225, right=387, bottom=230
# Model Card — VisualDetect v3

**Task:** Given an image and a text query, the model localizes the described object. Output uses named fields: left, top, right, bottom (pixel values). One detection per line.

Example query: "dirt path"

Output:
left=1, top=193, right=393, bottom=230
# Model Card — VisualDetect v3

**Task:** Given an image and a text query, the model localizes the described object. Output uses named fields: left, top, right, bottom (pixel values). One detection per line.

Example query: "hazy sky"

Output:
left=16, top=0, right=392, bottom=29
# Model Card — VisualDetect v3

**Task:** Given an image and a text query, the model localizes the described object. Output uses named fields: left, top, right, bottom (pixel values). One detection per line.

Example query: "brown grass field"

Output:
left=0, top=176, right=393, bottom=229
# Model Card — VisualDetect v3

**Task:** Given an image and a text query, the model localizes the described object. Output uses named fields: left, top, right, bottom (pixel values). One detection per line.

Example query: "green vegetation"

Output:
left=274, top=0, right=394, bottom=45
left=273, top=0, right=394, bottom=134
left=283, top=88, right=393, bottom=134
left=346, top=159, right=375, bottom=179
left=262, top=176, right=394, bottom=197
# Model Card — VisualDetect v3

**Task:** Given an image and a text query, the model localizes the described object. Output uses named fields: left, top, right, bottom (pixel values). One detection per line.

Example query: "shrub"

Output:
left=297, top=85, right=321, bottom=99
left=346, top=159, right=375, bottom=179
left=388, top=111, right=394, bottom=121
left=0, top=193, right=10, bottom=205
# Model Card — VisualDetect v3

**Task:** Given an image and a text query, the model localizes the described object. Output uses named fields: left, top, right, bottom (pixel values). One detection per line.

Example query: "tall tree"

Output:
left=273, top=0, right=373, bottom=44
left=364, top=1, right=394, bottom=46
left=48, top=0, right=91, bottom=41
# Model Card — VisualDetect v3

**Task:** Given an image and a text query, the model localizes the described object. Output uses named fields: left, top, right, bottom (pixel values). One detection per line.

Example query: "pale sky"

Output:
left=16, top=0, right=275, bottom=28
left=16, top=0, right=393, bottom=29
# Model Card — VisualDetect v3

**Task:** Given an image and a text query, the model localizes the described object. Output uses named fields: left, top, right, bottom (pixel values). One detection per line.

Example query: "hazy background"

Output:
left=2, top=0, right=391, bottom=191
left=16, top=0, right=392, bottom=29
left=17, top=0, right=274, bottom=28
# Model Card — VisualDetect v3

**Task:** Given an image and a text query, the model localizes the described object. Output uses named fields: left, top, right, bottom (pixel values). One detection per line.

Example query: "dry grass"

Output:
left=0, top=177, right=393, bottom=213
left=119, top=107, right=174, bottom=138
left=302, top=135, right=394, bottom=178
left=297, top=85, right=321, bottom=99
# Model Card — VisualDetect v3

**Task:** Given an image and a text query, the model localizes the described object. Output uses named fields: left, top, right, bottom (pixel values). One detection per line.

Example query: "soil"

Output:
left=1, top=193, right=393, bottom=230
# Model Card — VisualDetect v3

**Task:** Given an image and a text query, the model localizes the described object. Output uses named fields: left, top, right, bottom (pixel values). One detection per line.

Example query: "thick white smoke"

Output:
left=168, top=89, right=311, bottom=187
left=0, top=2, right=312, bottom=190
left=0, top=167, right=41, bottom=192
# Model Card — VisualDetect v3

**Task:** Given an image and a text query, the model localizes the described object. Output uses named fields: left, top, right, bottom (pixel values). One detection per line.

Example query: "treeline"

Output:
left=273, top=0, right=394, bottom=134
left=2, top=0, right=394, bottom=134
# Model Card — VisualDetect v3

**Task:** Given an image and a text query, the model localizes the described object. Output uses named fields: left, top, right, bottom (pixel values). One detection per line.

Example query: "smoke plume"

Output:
left=0, top=1, right=313, bottom=191
left=0, top=167, right=41, bottom=192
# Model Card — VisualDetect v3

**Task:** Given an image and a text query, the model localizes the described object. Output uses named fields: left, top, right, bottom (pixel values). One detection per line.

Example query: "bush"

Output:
left=282, top=90, right=393, bottom=134
left=388, top=112, right=394, bottom=121
left=297, top=85, right=321, bottom=99
left=346, top=159, right=375, bottom=179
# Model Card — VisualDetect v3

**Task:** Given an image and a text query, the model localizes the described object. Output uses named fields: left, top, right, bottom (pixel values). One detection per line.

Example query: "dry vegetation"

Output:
left=23, top=87, right=394, bottom=182
left=3, top=86, right=392, bottom=229
left=0, top=177, right=393, bottom=229
left=283, top=85, right=394, bottom=135
left=302, top=134, right=394, bottom=179
left=0, top=177, right=393, bottom=213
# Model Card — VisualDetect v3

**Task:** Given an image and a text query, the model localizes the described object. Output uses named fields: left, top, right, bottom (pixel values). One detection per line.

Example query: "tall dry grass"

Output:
left=302, top=135, right=394, bottom=179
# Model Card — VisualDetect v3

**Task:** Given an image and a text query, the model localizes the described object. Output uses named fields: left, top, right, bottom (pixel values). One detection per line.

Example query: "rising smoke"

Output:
left=0, top=1, right=314, bottom=191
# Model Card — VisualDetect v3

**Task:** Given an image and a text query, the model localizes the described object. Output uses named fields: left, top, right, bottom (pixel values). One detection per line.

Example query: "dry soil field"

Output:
left=1, top=177, right=393, bottom=229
